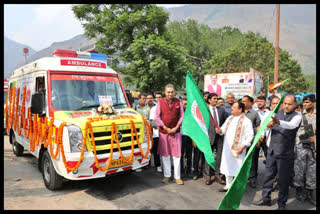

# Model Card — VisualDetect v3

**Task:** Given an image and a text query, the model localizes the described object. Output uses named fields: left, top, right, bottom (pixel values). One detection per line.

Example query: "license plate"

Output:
left=110, top=157, right=133, bottom=168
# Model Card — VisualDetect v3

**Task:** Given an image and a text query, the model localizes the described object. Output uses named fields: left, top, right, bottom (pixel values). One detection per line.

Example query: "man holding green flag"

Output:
left=182, top=72, right=216, bottom=172
left=254, top=94, right=302, bottom=210
left=217, top=93, right=285, bottom=210
left=215, top=100, right=254, bottom=192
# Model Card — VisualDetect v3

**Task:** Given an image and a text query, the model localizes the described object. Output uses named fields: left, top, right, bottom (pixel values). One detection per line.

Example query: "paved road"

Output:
left=3, top=135, right=316, bottom=210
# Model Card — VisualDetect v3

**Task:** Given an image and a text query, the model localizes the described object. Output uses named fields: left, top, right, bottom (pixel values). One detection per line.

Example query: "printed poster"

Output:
left=204, top=70, right=263, bottom=99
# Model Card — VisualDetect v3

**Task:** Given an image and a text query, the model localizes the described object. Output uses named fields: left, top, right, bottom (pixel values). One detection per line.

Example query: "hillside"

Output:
left=166, top=4, right=316, bottom=75
left=4, top=37, right=36, bottom=79
left=5, top=4, right=315, bottom=78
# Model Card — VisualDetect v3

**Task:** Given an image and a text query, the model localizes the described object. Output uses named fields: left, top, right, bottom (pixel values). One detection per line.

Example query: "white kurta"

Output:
left=220, top=115, right=254, bottom=176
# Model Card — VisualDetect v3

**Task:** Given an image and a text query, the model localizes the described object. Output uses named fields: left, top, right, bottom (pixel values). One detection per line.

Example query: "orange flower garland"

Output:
left=24, top=109, right=32, bottom=139
left=114, top=122, right=135, bottom=164
left=6, top=87, right=11, bottom=132
left=5, top=87, right=9, bottom=132
left=18, top=87, right=26, bottom=136
left=7, top=85, right=153, bottom=174
left=60, top=122, right=87, bottom=171
left=43, top=118, right=54, bottom=148
left=9, top=87, right=16, bottom=130
left=90, top=121, right=114, bottom=171
left=14, top=87, right=20, bottom=131
left=133, top=115, right=152, bottom=159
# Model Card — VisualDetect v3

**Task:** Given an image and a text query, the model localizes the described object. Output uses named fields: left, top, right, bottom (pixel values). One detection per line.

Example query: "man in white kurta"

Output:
left=217, top=101, right=254, bottom=191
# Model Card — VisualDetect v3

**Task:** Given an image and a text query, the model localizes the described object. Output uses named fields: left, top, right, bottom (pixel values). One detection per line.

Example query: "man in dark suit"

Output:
left=254, top=94, right=302, bottom=210
left=203, top=93, right=228, bottom=185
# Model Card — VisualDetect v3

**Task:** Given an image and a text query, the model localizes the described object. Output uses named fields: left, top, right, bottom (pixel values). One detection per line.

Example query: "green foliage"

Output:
left=304, top=74, right=316, bottom=93
left=72, top=4, right=168, bottom=63
left=72, top=4, right=192, bottom=93
left=72, top=4, right=310, bottom=94
left=167, top=21, right=245, bottom=87
left=122, top=34, right=195, bottom=92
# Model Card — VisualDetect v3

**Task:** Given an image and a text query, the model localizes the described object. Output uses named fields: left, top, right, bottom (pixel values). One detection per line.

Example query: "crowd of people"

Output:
left=130, top=84, right=316, bottom=210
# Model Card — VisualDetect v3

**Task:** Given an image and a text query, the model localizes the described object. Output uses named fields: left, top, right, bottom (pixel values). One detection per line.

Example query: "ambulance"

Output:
left=6, top=49, right=152, bottom=190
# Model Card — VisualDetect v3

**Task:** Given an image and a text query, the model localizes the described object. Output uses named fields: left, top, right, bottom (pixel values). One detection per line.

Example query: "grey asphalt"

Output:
left=3, top=135, right=316, bottom=210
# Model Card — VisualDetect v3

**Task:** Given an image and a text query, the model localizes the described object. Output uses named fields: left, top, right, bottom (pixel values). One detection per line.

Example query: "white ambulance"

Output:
left=6, top=49, right=152, bottom=190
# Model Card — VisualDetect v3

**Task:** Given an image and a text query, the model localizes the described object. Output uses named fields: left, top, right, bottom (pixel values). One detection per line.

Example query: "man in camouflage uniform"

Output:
left=293, top=94, right=316, bottom=206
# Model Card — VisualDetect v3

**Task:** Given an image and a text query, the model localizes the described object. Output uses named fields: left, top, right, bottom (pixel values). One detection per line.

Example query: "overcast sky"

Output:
left=4, top=4, right=185, bottom=51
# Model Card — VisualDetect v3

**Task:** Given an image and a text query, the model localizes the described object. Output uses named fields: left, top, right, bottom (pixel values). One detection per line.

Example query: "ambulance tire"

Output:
left=42, top=150, right=63, bottom=190
left=12, top=134, right=24, bottom=156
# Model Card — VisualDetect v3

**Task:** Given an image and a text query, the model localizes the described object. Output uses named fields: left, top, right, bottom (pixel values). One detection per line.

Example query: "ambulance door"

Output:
left=34, top=75, right=47, bottom=117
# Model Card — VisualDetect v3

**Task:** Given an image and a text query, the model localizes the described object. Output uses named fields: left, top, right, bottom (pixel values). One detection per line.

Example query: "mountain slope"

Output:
left=4, top=37, right=36, bottom=78
left=4, top=34, right=94, bottom=78
left=166, top=4, right=316, bottom=75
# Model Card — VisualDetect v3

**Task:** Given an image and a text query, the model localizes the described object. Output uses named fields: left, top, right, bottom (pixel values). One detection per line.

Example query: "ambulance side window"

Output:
left=36, top=77, right=45, bottom=93
left=35, top=76, right=47, bottom=116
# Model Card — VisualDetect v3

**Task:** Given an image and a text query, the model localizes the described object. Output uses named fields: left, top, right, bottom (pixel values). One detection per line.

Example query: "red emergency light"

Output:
left=53, top=49, right=108, bottom=61
left=53, top=49, right=78, bottom=58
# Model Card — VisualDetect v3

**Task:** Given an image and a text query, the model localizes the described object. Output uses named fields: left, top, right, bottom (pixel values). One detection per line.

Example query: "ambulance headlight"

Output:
left=68, top=125, right=86, bottom=153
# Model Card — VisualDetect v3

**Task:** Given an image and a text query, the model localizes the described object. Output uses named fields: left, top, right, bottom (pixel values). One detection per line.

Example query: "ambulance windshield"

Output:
left=50, top=73, right=128, bottom=111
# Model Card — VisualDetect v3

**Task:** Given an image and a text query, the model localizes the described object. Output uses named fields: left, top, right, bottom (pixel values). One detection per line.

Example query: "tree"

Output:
left=72, top=4, right=191, bottom=92
left=167, top=21, right=245, bottom=89
left=122, top=34, right=195, bottom=92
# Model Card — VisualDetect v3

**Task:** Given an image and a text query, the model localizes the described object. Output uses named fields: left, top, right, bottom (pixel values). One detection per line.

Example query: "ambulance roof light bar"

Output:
left=53, top=49, right=108, bottom=61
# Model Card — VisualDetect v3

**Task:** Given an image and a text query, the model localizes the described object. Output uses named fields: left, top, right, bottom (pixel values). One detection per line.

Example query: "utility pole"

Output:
left=274, top=4, right=280, bottom=84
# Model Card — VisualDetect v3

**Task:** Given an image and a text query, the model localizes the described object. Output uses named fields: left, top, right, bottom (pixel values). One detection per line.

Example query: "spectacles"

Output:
left=156, top=96, right=162, bottom=99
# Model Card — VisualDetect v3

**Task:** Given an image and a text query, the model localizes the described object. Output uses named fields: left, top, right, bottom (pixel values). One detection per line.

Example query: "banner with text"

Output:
left=204, top=69, right=263, bottom=99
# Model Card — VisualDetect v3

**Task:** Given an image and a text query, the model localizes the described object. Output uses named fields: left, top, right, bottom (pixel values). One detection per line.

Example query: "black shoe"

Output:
left=248, top=181, right=257, bottom=188
left=254, top=198, right=271, bottom=206
left=218, top=187, right=228, bottom=192
left=306, top=189, right=316, bottom=206
left=277, top=206, right=286, bottom=210
left=193, top=175, right=199, bottom=180
left=296, top=187, right=307, bottom=202
left=186, top=172, right=192, bottom=178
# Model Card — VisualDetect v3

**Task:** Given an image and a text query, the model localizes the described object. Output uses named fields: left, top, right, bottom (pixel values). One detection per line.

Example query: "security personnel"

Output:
left=254, top=94, right=302, bottom=210
left=293, top=94, right=316, bottom=206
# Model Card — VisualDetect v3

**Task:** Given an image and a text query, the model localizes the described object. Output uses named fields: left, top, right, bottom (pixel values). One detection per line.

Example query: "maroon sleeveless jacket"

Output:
left=158, top=97, right=181, bottom=134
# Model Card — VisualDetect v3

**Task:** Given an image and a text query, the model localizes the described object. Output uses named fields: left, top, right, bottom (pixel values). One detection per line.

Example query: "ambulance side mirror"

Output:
left=31, top=92, right=45, bottom=117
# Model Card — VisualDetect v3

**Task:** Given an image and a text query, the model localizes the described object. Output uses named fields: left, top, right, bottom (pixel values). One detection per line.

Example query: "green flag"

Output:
left=217, top=93, right=285, bottom=210
left=182, top=71, right=215, bottom=170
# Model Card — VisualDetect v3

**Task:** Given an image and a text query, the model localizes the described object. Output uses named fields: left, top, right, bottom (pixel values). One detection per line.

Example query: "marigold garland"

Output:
left=18, top=87, right=26, bottom=136
left=90, top=121, right=114, bottom=171
left=7, top=85, right=153, bottom=174
left=5, top=87, right=9, bottom=132
left=14, top=88, right=20, bottom=131
left=115, top=122, right=135, bottom=164
left=9, top=87, right=16, bottom=130
left=7, top=87, right=11, bottom=132
left=134, top=115, right=152, bottom=159
left=60, top=122, right=87, bottom=171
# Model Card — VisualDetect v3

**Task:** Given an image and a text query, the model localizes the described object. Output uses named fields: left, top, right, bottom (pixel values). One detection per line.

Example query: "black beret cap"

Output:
left=303, top=94, right=315, bottom=102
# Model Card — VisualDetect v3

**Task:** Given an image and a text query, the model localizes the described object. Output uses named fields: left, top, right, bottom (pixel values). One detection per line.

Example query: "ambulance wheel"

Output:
left=42, top=150, right=63, bottom=190
left=12, top=134, right=24, bottom=156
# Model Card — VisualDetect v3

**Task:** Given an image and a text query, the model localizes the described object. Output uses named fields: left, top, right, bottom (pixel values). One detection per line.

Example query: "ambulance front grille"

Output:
left=87, top=125, right=144, bottom=155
